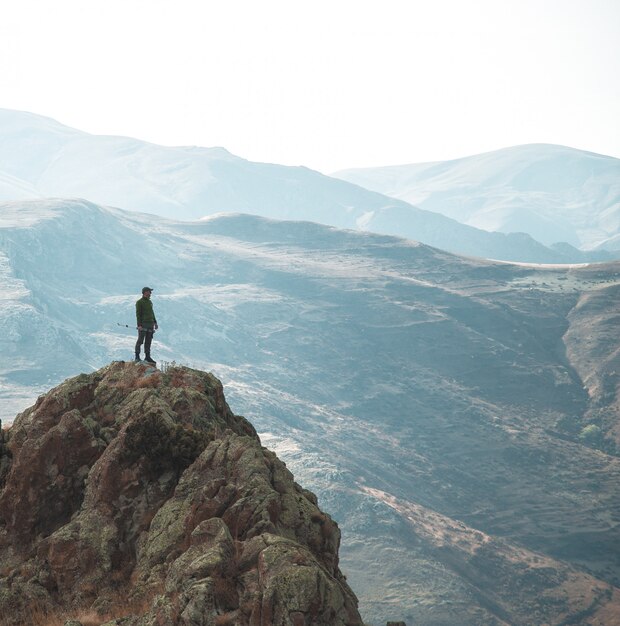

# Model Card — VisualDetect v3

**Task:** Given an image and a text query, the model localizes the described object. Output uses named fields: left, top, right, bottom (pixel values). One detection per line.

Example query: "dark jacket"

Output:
left=136, top=297, right=157, bottom=326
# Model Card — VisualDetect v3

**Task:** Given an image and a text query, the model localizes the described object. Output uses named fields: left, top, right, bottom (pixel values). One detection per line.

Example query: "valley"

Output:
left=2, top=199, right=620, bottom=623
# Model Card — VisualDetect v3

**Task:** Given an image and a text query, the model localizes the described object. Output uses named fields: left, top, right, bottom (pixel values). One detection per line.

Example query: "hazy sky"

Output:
left=1, top=0, right=618, bottom=172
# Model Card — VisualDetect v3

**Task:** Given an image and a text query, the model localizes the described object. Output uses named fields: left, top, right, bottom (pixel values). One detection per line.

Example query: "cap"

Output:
left=142, top=286, right=153, bottom=293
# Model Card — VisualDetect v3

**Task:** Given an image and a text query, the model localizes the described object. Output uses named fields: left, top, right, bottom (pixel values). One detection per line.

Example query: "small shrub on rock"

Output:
left=579, top=424, right=603, bottom=444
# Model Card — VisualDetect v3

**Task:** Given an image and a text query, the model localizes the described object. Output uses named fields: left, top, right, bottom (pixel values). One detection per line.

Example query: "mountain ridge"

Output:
left=0, top=108, right=608, bottom=264
left=334, top=143, right=620, bottom=251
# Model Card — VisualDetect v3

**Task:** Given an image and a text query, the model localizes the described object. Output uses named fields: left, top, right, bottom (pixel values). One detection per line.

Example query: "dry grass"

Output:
left=0, top=587, right=162, bottom=626
left=166, top=368, right=193, bottom=389
left=106, top=365, right=162, bottom=394
left=0, top=602, right=72, bottom=626
left=135, top=373, right=162, bottom=389
left=70, top=610, right=102, bottom=626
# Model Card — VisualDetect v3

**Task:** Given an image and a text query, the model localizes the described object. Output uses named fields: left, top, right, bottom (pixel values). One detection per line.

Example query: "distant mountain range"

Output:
left=0, top=108, right=611, bottom=264
left=335, top=143, right=620, bottom=251
left=2, top=198, right=620, bottom=624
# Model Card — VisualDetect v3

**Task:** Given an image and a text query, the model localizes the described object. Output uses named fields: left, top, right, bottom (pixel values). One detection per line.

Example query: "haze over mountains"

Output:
left=0, top=108, right=611, bottom=264
left=2, top=198, right=620, bottom=624
left=335, top=143, right=620, bottom=252
left=3, top=108, right=620, bottom=624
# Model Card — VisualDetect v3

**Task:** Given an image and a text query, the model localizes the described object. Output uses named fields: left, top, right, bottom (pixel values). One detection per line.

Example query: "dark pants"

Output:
left=135, top=324, right=154, bottom=358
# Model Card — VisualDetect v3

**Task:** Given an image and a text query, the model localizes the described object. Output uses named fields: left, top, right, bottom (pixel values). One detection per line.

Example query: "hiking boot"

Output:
left=145, top=356, right=156, bottom=364
left=134, top=354, right=141, bottom=362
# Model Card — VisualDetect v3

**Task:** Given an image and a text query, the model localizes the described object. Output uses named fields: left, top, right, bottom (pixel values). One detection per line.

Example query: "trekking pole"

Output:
left=117, top=322, right=157, bottom=334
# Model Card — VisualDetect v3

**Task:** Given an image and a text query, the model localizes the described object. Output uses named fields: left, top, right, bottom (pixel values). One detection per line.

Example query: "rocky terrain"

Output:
left=3, top=200, right=620, bottom=624
left=0, top=362, right=363, bottom=625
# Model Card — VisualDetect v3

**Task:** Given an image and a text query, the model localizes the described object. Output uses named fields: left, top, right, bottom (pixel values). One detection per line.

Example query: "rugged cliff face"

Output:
left=0, top=362, right=363, bottom=626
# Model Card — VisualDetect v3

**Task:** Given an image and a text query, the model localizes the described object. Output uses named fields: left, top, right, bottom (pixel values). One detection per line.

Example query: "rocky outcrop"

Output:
left=0, top=362, right=363, bottom=626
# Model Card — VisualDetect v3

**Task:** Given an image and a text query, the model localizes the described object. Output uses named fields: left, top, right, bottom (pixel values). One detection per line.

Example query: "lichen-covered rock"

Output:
left=0, top=362, right=363, bottom=625
left=0, top=421, right=10, bottom=490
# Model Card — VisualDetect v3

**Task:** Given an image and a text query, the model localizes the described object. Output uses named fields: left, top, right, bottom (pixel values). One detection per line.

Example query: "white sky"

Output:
left=0, top=0, right=618, bottom=173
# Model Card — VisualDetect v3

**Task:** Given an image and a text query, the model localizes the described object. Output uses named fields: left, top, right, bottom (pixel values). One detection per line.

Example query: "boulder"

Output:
left=0, top=362, right=363, bottom=626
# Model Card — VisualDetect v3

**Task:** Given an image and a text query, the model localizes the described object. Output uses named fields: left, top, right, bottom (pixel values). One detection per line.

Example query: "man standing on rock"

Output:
left=135, top=286, right=158, bottom=364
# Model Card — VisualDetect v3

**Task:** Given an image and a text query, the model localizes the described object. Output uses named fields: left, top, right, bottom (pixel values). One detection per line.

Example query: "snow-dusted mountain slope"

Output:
left=2, top=198, right=620, bottom=624
left=0, top=109, right=608, bottom=264
left=335, top=144, right=620, bottom=251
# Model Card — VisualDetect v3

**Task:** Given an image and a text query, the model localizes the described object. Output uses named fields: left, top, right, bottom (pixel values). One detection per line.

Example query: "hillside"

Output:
left=334, top=143, right=620, bottom=251
left=0, top=109, right=603, bottom=263
left=0, top=362, right=363, bottom=625
left=2, top=198, right=620, bottom=624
